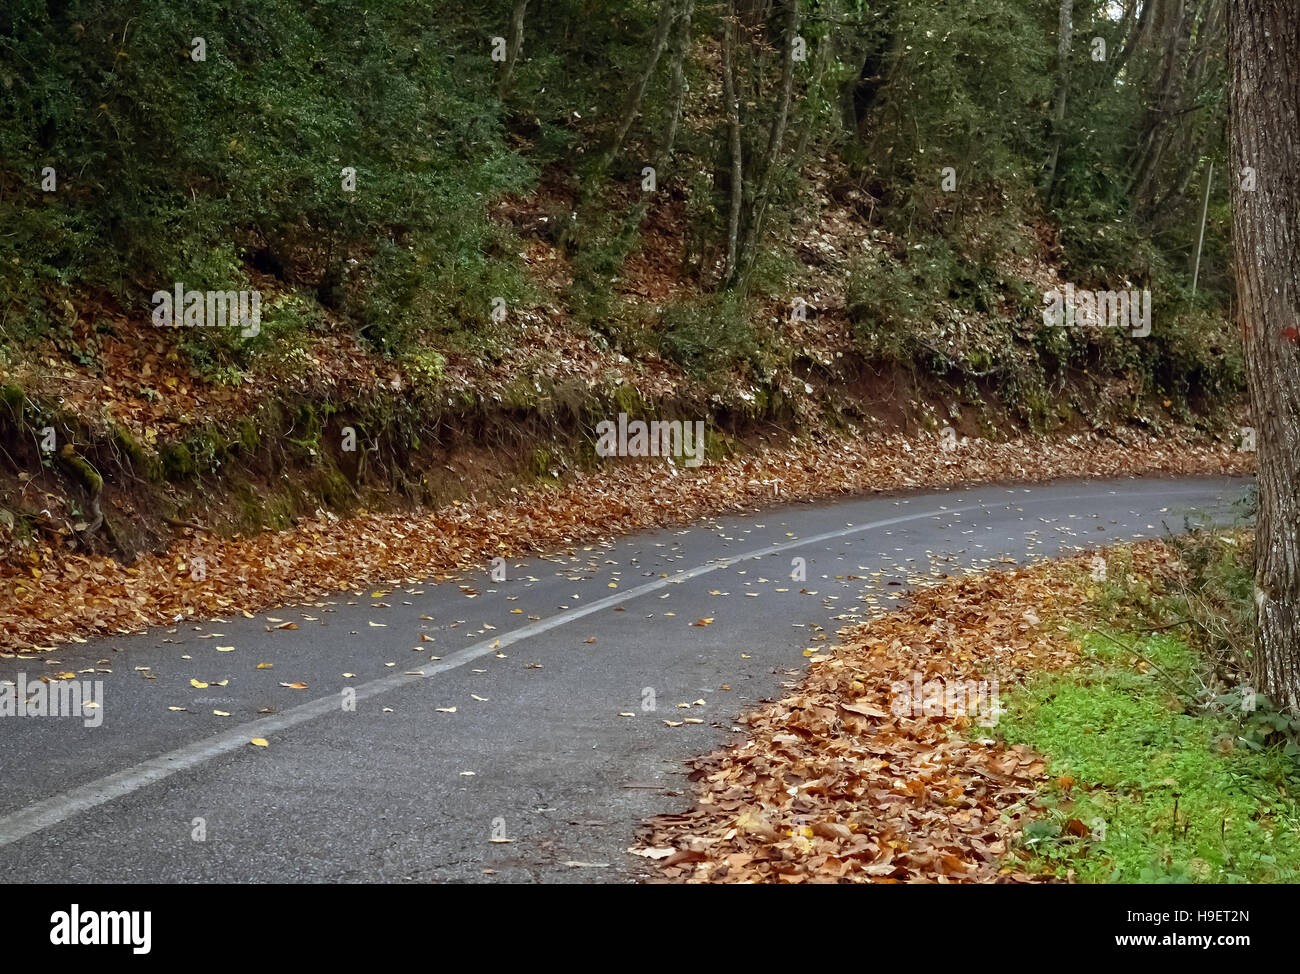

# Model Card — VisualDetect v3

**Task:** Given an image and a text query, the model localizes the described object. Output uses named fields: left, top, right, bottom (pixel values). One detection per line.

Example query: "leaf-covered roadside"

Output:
left=632, top=552, right=1098, bottom=883
left=632, top=534, right=1290, bottom=884
left=1, top=430, right=1247, bottom=654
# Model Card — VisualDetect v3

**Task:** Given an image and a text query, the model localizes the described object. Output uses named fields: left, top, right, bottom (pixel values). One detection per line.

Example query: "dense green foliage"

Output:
left=0, top=0, right=1241, bottom=410
left=0, top=0, right=532, bottom=357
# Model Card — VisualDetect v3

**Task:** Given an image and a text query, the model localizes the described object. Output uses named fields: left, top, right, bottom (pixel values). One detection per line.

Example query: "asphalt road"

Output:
left=0, top=475, right=1249, bottom=883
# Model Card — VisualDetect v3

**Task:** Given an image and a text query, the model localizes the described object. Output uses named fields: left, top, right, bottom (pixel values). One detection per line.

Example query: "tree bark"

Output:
left=1130, top=1, right=1196, bottom=210
left=720, top=0, right=744, bottom=284
left=495, top=0, right=530, bottom=99
left=1108, top=0, right=1140, bottom=78
left=657, top=0, right=694, bottom=173
left=792, top=0, right=836, bottom=173
left=606, top=0, right=680, bottom=165
left=1043, top=0, right=1073, bottom=197
left=731, top=0, right=800, bottom=285
left=625, top=0, right=695, bottom=235
left=1230, top=0, right=1300, bottom=713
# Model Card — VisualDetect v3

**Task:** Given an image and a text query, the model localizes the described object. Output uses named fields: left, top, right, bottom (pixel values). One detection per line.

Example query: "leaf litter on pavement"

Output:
left=630, top=548, right=1174, bottom=883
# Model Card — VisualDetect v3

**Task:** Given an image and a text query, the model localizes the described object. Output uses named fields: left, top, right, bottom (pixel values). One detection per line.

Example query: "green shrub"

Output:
left=658, top=293, right=757, bottom=378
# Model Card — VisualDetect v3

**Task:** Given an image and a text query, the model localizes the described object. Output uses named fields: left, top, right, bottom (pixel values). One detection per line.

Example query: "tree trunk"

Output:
left=606, top=0, right=680, bottom=165
left=720, top=0, right=744, bottom=285
left=1108, top=0, right=1140, bottom=78
left=656, top=0, right=694, bottom=173
left=1043, top=0, right=1073, bottom=197
left=625, top=0, right=694, bottom=235
left=495, top=0, right=530, bottom=99
left=1130, top=1, right=1196, bottom=210
left=1146, top=1, right=1226, bottom=223
left=731, top=0, right=800, bottom=285
left=792, top=0, right=836, bottom=173
left=1230, top=0, right=1300, bottom=714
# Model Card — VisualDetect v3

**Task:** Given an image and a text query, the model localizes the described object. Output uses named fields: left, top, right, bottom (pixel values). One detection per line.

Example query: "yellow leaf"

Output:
left=249, top=738, right=269, bottom=748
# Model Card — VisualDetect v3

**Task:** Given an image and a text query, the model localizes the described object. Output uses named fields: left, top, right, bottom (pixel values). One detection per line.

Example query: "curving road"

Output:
left=0, top=475, right=1249, bottom=882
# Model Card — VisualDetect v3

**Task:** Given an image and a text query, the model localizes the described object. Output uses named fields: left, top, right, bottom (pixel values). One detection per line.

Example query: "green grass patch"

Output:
left=996, top=629, right=1300, bottom=883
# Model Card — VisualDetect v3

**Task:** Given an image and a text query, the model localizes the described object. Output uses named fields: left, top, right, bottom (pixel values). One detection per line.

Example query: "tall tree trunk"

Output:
left=1043, top=0, right=1073, bottom=197
left=625, top=0, right=695, bottom=234
left=1130, top=0, right=1197, bottom=212
left=1146, top=0, right=1227, bottom=222
left=1230, top=0, right=1300, bottom=714
left=792, top=0, right=836, bottom=173
left=495, top=0, right=530, bottom=99
left=720, top=0, right=744, bottom=285
left=656, top=0, right=694, bottom=173
left=606, top=0, right=680, bottom=165
left=1108, top=0, right=1140, bottom=78
left=731, top=0, right=800, bottom=285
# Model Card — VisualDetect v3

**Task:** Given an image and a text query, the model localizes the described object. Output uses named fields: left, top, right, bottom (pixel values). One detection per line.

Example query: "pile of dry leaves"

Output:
left=632, top=550, right=1153, bottom=883
left=1, top=429, right=1247, bottom=653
